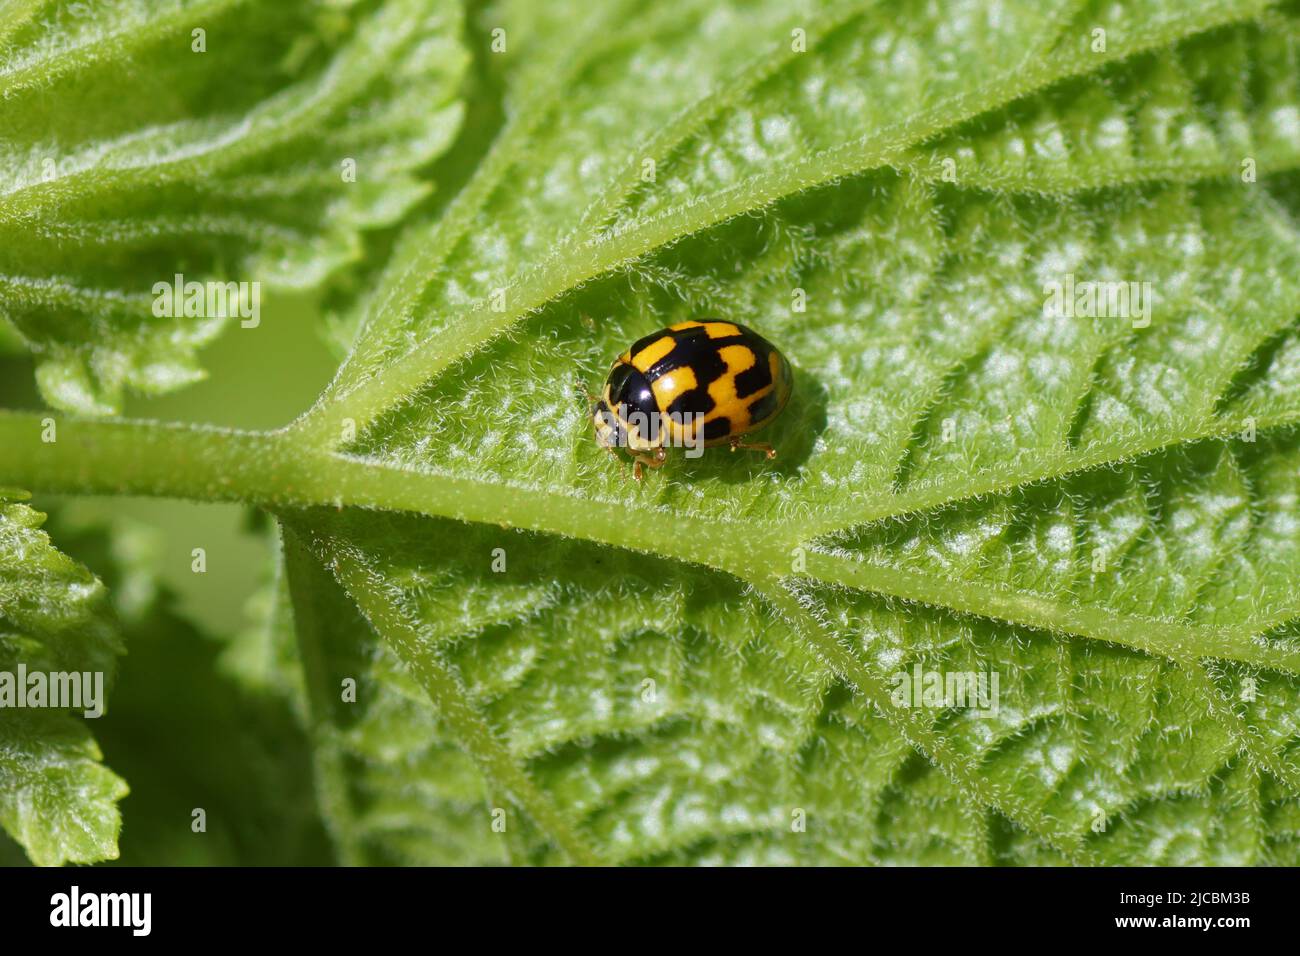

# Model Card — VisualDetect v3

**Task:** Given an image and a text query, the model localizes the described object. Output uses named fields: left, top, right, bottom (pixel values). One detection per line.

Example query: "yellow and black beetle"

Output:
left=590, top=319, right=793, bottom=479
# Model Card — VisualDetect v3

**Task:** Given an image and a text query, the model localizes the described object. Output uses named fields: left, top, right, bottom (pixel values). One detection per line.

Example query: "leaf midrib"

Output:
left=6, top=410, right=1297, bottom=676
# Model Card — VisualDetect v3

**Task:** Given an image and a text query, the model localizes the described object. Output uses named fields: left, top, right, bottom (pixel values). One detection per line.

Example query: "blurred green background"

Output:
left=0, top=290, right=341, bottom=865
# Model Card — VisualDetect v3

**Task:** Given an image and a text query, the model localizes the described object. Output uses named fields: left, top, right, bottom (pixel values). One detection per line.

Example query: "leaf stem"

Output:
left=23, top=392, right=1269, bottom=666
left=3, top=409, right=1295, bottom=675
left=0, top=411, right=786, bottom=576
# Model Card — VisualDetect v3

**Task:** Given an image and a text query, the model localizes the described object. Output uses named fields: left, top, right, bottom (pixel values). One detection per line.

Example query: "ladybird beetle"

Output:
left=590, top=319, right=793, bottom=479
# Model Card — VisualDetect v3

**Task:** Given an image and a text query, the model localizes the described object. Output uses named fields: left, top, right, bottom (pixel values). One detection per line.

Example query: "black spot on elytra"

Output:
left=746, top=388, right=779, bottom=426
left=703, top=417, right=732, bottom=442
left=667, top=388, right=716, bottom=417
left=649, top=339, right=729, bottom=385
left=733, top=352, right=772, bottom=398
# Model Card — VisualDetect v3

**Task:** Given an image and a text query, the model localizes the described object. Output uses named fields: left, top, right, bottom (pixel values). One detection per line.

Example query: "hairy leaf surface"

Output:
left=285, top=0, right=1300, bottom=864
left=0, top=492, right=125, bottom=866
left=2, top=0, right=1300, bottom=867
left=0, top=0, right=467, bottom=414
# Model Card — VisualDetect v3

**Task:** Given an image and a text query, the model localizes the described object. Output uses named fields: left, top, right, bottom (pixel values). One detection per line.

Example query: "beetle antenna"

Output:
left=573, top=377, right=598, bottom=406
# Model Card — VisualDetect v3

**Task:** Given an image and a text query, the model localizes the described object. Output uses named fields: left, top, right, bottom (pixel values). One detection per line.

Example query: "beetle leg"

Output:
left=729, top=438, right=777, bottom=460
left=630, top=448, right=667, bottom=480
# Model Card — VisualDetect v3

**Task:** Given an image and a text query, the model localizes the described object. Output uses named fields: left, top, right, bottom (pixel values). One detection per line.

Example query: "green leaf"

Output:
left=0, top=496, right=126, bottom=866
left=2, top=0, right=1300, bottom=867
left=37, top=510, right=332, bottom=866
left=277, top=0, right=1300, bottom=864
left=279, top=523, right=511, bottom=865
left=0, top=0, right=467, bottom=414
